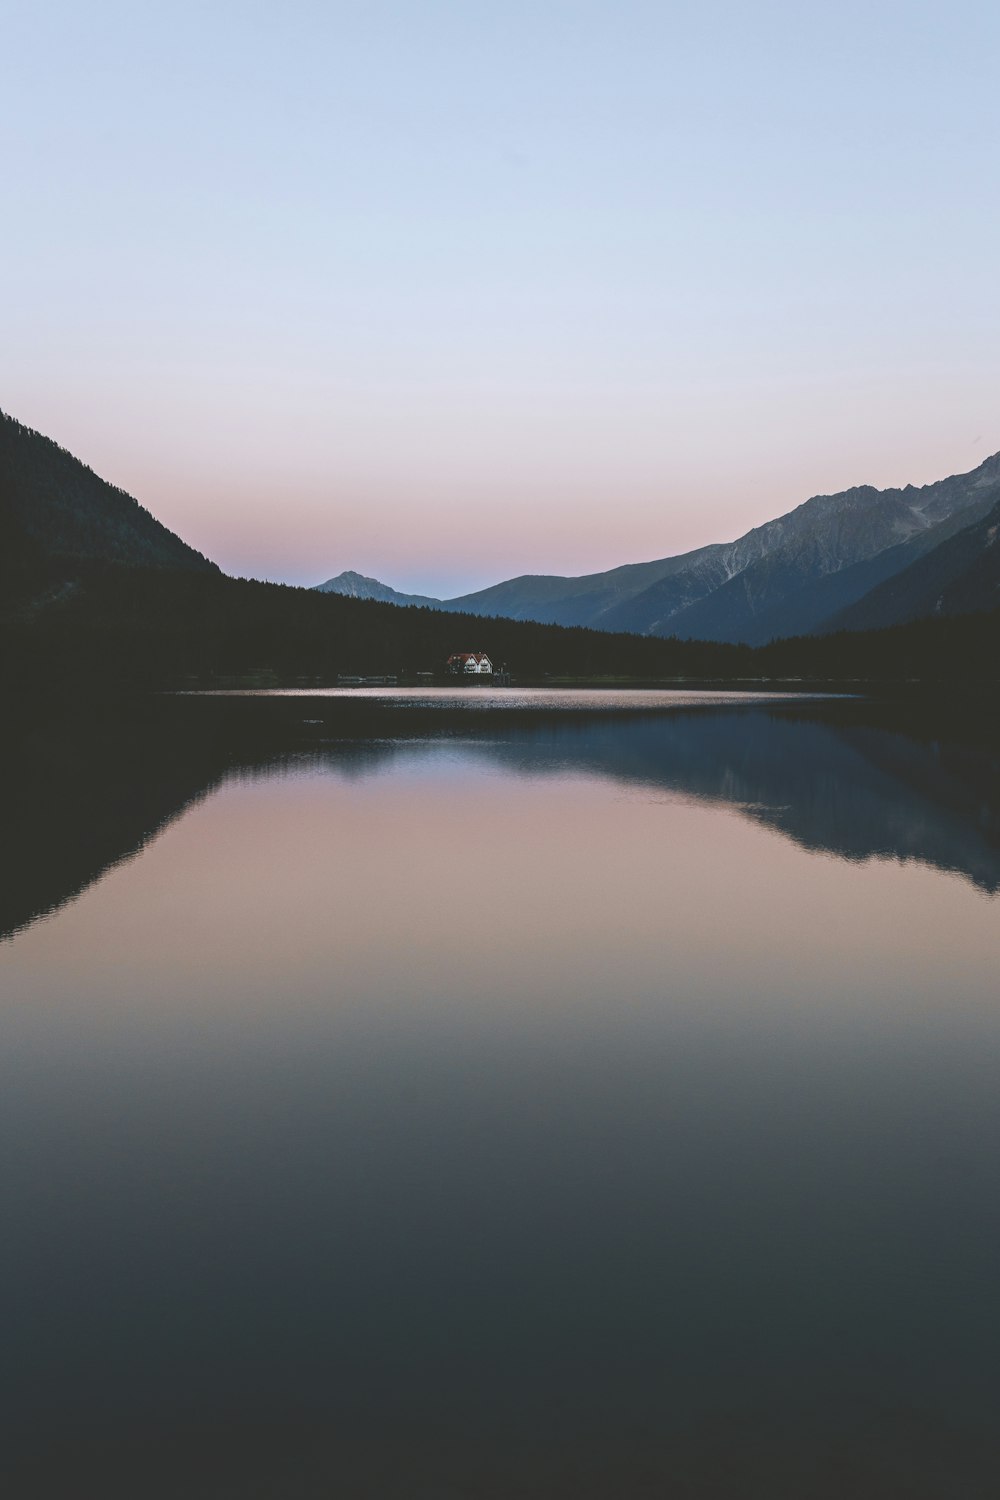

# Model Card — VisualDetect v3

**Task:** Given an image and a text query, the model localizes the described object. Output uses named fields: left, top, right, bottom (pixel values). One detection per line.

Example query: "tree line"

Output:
left=2, top=557, right=999, bottom=692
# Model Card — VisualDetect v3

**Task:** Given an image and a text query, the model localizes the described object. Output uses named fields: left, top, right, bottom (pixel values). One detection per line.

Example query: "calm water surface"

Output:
left=2, top=694, right=999, bottom=1496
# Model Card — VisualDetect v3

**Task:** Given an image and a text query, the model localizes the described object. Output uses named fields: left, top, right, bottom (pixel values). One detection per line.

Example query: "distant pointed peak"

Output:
left=312, top=570, right=441, bottom=607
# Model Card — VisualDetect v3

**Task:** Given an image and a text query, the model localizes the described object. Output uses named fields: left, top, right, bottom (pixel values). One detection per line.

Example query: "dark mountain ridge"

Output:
left=0, top=408, right=216, bottom=580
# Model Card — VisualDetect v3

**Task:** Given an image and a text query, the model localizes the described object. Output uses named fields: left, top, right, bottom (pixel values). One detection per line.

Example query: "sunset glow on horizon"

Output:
left=4, top=1, right=998, bottom=598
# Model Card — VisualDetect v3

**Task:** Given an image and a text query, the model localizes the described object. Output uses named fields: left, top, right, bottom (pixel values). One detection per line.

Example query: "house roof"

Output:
left=448, top=651, right=491, bottom=664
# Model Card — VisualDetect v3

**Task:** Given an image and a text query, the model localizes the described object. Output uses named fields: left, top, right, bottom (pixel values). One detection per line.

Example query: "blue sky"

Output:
left=3, top=1, right=997, bottom=595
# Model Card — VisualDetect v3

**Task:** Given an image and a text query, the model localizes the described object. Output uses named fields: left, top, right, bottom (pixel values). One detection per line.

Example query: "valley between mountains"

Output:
left=3, top=406, right=999, bottom=688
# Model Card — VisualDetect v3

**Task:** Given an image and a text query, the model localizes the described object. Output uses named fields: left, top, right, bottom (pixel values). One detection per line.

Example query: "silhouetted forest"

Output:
left=2, top=557, right=1000, bottom=690
left=0, top=561, right=744, bottom=686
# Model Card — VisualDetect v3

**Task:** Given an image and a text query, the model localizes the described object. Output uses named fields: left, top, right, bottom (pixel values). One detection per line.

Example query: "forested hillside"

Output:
left=2, top=559, right=999, bottom=691
left=0, top=410, right=216, bottom=578
left=0, top=564, right=748, bottom=688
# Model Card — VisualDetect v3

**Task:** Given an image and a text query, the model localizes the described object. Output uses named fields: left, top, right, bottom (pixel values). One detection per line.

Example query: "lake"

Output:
left=2, top=690, right=999, bottom=1497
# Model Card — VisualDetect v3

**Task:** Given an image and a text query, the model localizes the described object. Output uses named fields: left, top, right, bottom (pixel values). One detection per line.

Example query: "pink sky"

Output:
left=11, top=371, right=994, bottom=598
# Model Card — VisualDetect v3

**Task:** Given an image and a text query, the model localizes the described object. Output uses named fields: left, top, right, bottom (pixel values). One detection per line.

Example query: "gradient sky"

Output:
left=3, top=1, right=998, bottom=597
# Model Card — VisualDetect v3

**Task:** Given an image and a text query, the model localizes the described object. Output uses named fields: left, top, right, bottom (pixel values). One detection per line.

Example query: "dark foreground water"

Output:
left=1, top=691, right=999, bottom=1497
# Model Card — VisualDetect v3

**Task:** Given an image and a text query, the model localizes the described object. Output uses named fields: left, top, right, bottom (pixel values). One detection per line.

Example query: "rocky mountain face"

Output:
left=608, top=455, right=1000, bottom=644
left=471, top=454, right=1000, bottom=644
left=828, top=493, right=1000, bottom=633
left=315, top=451, right=1000, bottom=644
left=313, top=570, right=439, bottom=608
left=0, top=409, right=216, bottom=577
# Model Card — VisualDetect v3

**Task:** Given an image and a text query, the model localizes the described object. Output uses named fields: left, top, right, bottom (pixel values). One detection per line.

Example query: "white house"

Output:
left=447, top=652, right=493, bottom=675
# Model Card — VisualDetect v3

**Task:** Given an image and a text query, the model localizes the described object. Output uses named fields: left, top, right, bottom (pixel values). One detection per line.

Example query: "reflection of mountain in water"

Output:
left=2, top=698, right=997, bottom=941
left=463, top=710, right=1000, bottom=893
left=0, top=706, right=225, bottom=941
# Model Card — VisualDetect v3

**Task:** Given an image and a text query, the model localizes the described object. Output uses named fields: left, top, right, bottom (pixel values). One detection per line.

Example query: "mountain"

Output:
left=317, top=450, right=1000, bottom=644
left=448, top=452, right=1000, bottom=644
left=828, top=493, right=1000, bottom=633
left=436, top=548, right=722, bottom=627
left=314, top=570, right=439, bottom=607
left=614, top=456, right=1000, bottom=644
left=312, top=556, right=718, bottom=625
left=0, top=408, right=216, bottom=580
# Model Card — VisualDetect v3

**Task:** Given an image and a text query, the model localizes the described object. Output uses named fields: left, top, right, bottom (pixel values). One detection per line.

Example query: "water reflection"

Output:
left=460, top=708, right=1000, bottom=893
left=1, top=693, right=999, bottom=1496
left=2, top=696, right=997, bottom=943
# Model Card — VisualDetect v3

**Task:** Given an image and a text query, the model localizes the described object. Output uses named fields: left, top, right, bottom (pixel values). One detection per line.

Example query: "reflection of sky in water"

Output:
left=2, top=737, right=999, bottom=1495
